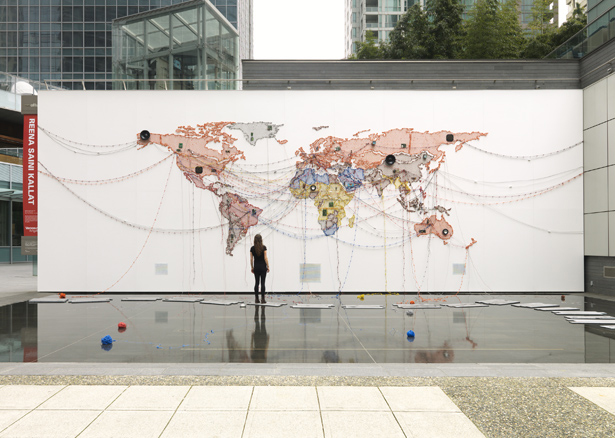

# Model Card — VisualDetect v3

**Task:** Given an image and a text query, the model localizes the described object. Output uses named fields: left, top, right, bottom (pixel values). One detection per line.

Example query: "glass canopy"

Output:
left=112, top=0, right=239, bottom=90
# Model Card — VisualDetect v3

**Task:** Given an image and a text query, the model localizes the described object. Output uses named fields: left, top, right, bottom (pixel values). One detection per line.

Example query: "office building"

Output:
left=112, top=0, right=239, bottom=89
left=0, top=0, right=252, bottom=90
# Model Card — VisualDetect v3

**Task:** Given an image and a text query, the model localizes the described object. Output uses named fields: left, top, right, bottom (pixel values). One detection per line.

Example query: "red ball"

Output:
left=118, top=322, right=127, bottom=328
left=410, top=300, right=415, bottom=304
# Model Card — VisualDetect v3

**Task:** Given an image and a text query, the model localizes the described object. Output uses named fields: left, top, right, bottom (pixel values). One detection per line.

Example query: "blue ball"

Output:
left=101, top=335, right=113, bottom=345
left=406, top=330, right=415, bottom=338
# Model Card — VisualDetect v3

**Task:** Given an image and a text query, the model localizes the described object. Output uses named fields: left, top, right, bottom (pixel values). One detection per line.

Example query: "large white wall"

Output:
left=38, top=90, right=583, bottom=293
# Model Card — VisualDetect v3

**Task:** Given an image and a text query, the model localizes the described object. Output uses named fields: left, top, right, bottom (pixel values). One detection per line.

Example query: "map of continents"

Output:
left=290, top=128, right=487, bottom=239
left=139, top=123, right=487, bottom=254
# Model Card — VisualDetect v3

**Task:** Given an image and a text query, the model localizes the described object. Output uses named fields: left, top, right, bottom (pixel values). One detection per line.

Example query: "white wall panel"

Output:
left=585, top=212, right=609, bottom=256
left=610, top=165, right=615, bottom=211
left=611, top=212, right=615, bottom=256
left=609, top=119, right=615, bottom=166
left=584, top=78, right=608, bottom=129
left=608, top=73, right=615, bottom=121
left=584, top=168, right=609, bottom=213
left=38, top=89, right=584, bottom=293
left=584, top=123, right=608, bottom=171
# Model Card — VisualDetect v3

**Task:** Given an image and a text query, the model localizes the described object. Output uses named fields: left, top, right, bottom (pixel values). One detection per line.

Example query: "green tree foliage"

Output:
left=428, top=0, right=465, bottom=58
left=383, top=4, right=432, bottom=59
left=528, top=0, right=555, bottom=35
left=348, top=0, right=588, bottom=61
left=522, top=4, right=587, bottom=58
left=350, top=31, right=384, bottom=60
left=462, top=0, right=525, bottom=58
left=381, top=0, right=464, bottom=59
left=550, top=4, right=587, bottom=47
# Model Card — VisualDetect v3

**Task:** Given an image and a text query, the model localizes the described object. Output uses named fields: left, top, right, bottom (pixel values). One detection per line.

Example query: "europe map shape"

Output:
left=138, top=122, right=487, bottom=255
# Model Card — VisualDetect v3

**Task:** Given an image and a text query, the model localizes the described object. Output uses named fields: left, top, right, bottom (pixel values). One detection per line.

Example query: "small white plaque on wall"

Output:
left=452, top=264, right=466, bottom=275
left=300, top=264, right=321, bottom=283
left=155, top=263, right=168, bottom=275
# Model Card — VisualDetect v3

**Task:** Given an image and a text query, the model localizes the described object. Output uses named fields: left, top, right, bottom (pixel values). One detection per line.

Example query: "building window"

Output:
left=11, top=201, right=22, bottom=247
left=0, top=201, right=9, bottom=247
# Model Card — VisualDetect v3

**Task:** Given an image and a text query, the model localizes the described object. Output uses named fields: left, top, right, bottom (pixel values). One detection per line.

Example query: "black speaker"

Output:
left=385, top=154, right=396, bottom=165
left=140, top=130, right=150, bottom=141
left=446, top=134, right=454, bottom=142
left=195, top=166, right=203, bottom=174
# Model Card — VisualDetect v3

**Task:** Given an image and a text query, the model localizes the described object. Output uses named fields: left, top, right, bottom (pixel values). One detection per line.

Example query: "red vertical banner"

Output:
left=23, top=114, right=38, bottom=237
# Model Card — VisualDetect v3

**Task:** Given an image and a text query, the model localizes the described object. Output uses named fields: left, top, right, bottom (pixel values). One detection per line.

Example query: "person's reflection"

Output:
left=251, top=306, right=270, bottom=363
left=226, top=329, right=249, bottom=362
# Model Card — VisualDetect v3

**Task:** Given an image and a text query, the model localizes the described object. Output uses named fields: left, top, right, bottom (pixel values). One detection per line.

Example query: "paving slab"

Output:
left=250, top=386, right=319, bottom=411
left=0, top=409, right=101, bottom=438
left=395, top=411, right=486, bottom=438
left=178, top=386, right=252, bottom=411
left=106, top=386, right=190, bottom=411
left=38, top=385, right=127, bottom=410
left=317, top=386, right=389, bottom=411
left=0, top=385, right=65, bottom=409
left=243, top=411, right=323, bottom=438
left=160, top=411, right=247, bottom=438
left=0, top=411, right=30, bottom=432
left=380, top=387, right=461, bottom=412
left=321, top=411, right=405, bottom=438
left=569, top=387, right=615, bottom=414
left=78, top=410, right=173, bottom=438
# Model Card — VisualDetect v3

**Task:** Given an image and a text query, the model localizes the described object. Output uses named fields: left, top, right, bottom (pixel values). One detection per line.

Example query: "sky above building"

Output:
left=253, top=0, right=346, bottom=59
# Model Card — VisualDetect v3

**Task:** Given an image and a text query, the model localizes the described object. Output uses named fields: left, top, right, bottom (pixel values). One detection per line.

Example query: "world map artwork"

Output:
left=138, top=122, right=487, bottom=256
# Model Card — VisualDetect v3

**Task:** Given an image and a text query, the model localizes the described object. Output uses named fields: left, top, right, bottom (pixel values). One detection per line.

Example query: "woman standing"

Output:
left=250, top=234, right=269, bottom=303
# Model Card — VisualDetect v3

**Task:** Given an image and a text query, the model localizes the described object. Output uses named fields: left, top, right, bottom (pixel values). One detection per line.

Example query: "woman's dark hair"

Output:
left=253, top=234, right=264, bottom=256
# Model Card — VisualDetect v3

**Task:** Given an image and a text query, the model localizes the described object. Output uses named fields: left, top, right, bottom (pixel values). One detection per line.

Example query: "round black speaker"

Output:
left=446, top=134, right=454, bottom=142
left=195, top=166, right=203, bottom=174
left=140, top=130, right=150, bottom=141
left=310, top=185, right=317, bottom=191
left=385, top=154, right=396, bottom=165
left=442, top=229, right=449, bottom=236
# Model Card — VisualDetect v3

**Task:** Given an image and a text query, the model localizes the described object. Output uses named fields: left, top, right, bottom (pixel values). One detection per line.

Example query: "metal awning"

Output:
left=0, top=188, right=21, bottom=200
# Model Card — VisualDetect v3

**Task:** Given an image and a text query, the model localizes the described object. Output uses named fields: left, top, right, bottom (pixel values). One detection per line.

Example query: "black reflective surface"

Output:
left=2, top=294, right=615, bottom=364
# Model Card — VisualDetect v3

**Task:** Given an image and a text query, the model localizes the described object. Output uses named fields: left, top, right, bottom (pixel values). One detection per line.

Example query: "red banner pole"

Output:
left=23, top=114, right=38, bottom=237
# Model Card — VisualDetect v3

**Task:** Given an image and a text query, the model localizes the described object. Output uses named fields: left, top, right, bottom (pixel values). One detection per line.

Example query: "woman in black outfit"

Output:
left=250, top=234, right=269, bottom=303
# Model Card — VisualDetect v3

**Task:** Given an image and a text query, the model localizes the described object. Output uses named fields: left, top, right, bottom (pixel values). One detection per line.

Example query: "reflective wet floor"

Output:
left=2, top=293, right=615, bottom=364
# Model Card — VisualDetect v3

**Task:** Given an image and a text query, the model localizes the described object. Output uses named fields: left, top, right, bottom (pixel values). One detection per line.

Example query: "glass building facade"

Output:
left=210, top=0, right=237, bottom=28
left=112, top=0, right=238, bottom=89
left=0, top=0, right=246, bottom=91
left=0, top=162, right=33, bottom=264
